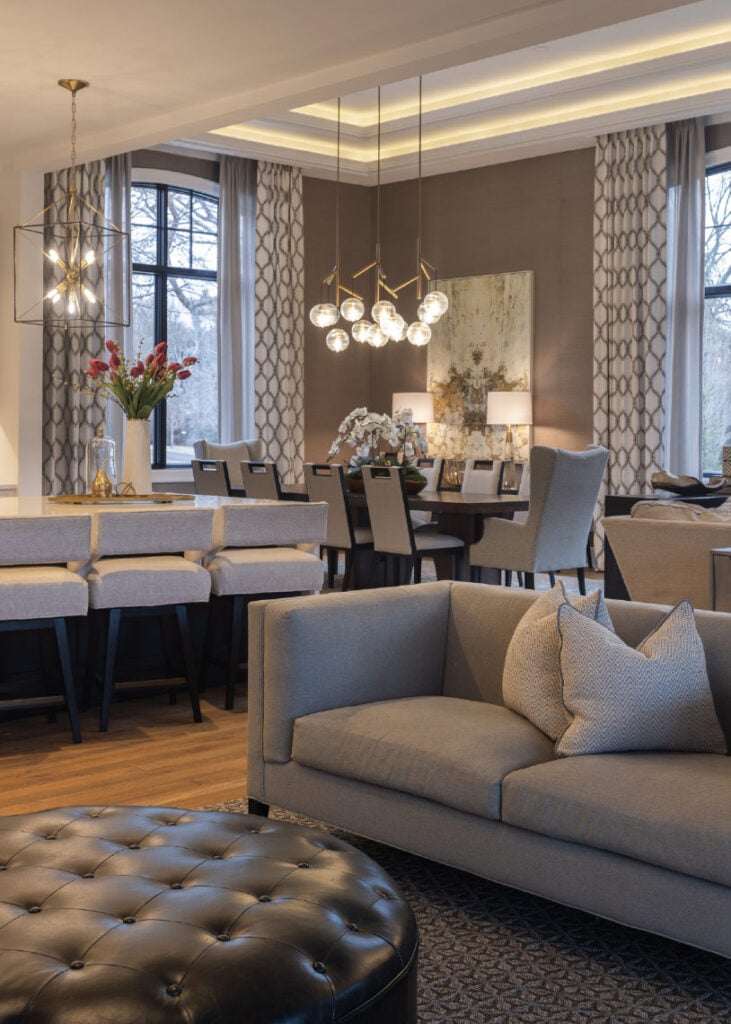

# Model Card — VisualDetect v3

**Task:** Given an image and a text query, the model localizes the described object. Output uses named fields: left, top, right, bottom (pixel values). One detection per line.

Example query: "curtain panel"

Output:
left=254, top=162, right=305, bottom=485
left=592, top=125, right=668, bottom=562
left=104, top=152, right=133, bottom=464
left=42, top=162, right=107, bottom=495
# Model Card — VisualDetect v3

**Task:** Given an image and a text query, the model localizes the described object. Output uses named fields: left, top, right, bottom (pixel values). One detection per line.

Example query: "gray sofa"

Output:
left=247, top=582, right=731, bottom=958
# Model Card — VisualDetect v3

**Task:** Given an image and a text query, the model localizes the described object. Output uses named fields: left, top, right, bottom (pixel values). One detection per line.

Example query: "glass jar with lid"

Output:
left=85, top=425, right=117, bottom=496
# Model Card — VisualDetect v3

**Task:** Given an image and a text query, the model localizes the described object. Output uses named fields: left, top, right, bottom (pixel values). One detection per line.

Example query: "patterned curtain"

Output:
left=42, top=162, right=106, bottom=495
left=254, top=162, right=305, bottom=485
left=592, top=125, right=668, bottom=562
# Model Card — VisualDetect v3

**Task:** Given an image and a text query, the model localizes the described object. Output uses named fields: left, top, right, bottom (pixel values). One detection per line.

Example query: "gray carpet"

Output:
left=208, top=801, right=730, bottom=1024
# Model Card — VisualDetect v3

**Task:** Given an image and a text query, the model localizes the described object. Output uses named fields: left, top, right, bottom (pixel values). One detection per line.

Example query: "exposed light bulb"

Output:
left=417, top=302, right=441, bottom=325
left=423, top=290, right=449, bottom=317
left=48, top=249, right=60, bottom=264
left=45, top=287, right=59, bottom=302
left=407, top=321, right=432, bottom=347
left=68, top=295, right=78, bottom=315
left=309, top=303, right=340, bottom=328
left=367, top=324, right=388, bottom=348
left=382, top=312, right=406, bottom=341
left=84, top=249, right=96, bottom=265
left=326, top=328, right=350, bottom=353
left=371, top=300, right=395, bottom=325
left=82, top=287, right=98, bottom=305
left=351, top=320, right=372, bottom=343
left=340, top=296, right=365, bottom=323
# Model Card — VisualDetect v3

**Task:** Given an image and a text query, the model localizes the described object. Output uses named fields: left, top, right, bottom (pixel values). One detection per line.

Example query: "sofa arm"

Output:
left=248, top=582, right=452, bottom=781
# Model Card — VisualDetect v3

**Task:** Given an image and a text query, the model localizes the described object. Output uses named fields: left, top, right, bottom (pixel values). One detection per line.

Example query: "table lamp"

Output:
left=486, top=391, right=533, bottom=492
left=392, top=392, right=434, bottom=426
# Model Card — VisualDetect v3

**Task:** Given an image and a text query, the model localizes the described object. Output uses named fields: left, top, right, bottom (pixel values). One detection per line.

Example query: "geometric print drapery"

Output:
left=592, top=125, right=668, bottom=560
left=254, top=162, right=305, bottom=486
left=42, top=162, right=107, bottom=495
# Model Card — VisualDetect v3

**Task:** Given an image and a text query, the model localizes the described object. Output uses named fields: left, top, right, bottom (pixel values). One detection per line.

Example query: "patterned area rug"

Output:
left=207, top=801, right=730, bottom=1023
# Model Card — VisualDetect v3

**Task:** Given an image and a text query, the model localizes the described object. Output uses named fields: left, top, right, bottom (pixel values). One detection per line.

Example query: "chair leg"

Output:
left=517, top=572, right=524, bottom=587
left=577, top=567, right=587, bottom=596
left=505, top=570, right=512, bottom=588
left=199, top=595, right=217, bottom=693
left=225, top=595, right=245, bottom=711
left=99, top=608, right=121, bottom=733
left=548, top=571, right=556, bottom=588
left=326, top=548, right=338, bottom=589
left=248, top=798, right=270, bottom=817
left=342, top=550, right=353, bottom=591
left=176, top=604, right=202, bottom=723
left=414, top=558, right=422, bottom=584
left=54, top=618, right=81, bottom=744
left=524, top=572, right=536, bottom=590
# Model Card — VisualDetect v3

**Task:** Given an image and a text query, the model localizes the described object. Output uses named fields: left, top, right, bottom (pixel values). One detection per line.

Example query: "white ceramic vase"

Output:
left=122, top=418, right=152, bottom=495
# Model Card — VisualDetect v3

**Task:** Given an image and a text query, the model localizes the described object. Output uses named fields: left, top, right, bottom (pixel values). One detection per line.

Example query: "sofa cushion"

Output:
left=502, top=581, right=613, bottom=741
left=502, top=753, right=731, bottom=887
left=292, top=696, right=555, bottom=820
left=556, top=601, right=726, bottom=756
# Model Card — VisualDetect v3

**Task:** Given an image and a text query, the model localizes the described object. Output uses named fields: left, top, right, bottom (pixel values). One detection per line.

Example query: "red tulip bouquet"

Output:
left=85, top=340, right=197, bottom=419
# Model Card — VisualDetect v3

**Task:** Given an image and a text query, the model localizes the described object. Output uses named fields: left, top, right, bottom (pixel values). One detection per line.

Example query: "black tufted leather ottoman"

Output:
left=0, top=806, right=417, bottom=1023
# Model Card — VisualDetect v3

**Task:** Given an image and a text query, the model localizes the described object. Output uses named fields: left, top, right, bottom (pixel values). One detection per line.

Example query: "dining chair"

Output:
left=241, top=460, right=283, bottom=500
left=409, top=457, right=442, bottom=529
left=201, top=501, right=326, bottom=708
left=468, top=445, right=608, bottom=594
left=193, top=438, right=266, bottom=490
left=304, top=463, right=373, bottom=589
left=192, top=459, right=232, bottom=496
left=362, top=465, right=465, bottom=584
left=0, top=515, right=90, bottom=743
left=85, top=508, right=214, bottom=731
left=462, top=458, right=502, bottom=495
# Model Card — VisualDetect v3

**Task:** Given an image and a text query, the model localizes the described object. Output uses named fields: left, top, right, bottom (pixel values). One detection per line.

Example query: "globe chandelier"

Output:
left=310, top=79, right=448, bottom=353
left=14, top=79, right=130, bottom=329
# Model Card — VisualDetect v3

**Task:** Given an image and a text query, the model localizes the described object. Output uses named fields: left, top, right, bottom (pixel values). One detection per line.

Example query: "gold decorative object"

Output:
left=49, top=493, right=196, bottom=504
left=91, top=464, right=113, bottom=497
left=85, top=425, right=117, bottom=495
left=14, top=79, right=130, bottom=328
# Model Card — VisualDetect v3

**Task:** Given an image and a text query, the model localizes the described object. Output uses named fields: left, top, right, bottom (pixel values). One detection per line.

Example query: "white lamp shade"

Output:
left=485, top=391, right=533, bottom=426
left=392, top=392, right=434, bottom=422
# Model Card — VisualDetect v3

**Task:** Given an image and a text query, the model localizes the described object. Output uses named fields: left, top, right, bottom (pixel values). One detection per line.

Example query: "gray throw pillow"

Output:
left=556, top=600, right=727, bottom=756
left=502, top=581, right=613, bottom=741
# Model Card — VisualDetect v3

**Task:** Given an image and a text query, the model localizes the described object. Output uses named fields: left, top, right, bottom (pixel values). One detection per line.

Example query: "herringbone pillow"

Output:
left=556, top=600, right=727, bottom=756
left=502, top=582, right=614, bottom=741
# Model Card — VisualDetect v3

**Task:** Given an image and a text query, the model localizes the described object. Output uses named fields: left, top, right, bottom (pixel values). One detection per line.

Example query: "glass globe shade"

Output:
left=367, top=324, right=389, bottom=348
left=407, top=321, right=432, bottom=347
left=417, top=302, right=441, bottom=325
left=351, top=319, right=372, bottom=343
left=326, top=328, right=350, bottom=353
left=422, top=290, right=449, bottom=317
left=309, top=303, right=340, bottom=328
left=340, top=297, right=365, bottom=323
left=371, top=300, right=395, bottom=324
left=382, top=312, right=406, bottom=341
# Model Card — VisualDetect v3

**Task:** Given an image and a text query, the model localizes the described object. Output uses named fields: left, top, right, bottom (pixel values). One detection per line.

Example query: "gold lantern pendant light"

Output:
left=14, top=79, right=131, bottom=328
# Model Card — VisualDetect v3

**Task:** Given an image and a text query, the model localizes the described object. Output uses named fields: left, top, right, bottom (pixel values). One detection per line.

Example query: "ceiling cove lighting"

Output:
left=14, top=79, right=130, bottom=329
left=309, top=79, right=448, bottom=353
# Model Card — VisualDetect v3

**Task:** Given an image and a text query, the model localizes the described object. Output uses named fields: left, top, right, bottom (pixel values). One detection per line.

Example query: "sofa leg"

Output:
left=248, top=798, right=270, bottom=818
left=577, top=566, right=587, bottom=596
left=524, top=572, right=535, bottom=590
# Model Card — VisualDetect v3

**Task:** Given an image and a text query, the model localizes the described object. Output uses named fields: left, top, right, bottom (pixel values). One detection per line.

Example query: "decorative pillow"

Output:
left=631, top=498, right=731, bottom=522
left=556, top=600, right=727, bottom=757
left=502, top=581, right=614, bottom=741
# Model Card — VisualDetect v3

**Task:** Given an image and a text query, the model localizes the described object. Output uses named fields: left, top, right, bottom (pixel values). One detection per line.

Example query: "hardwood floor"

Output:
left=0, top=686, right=248, bottom=816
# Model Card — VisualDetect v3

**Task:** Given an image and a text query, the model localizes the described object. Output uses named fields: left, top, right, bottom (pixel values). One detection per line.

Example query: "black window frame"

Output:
left=131, top=181, right=218, bottom=469
left=703, top=161, right=731, bottom=475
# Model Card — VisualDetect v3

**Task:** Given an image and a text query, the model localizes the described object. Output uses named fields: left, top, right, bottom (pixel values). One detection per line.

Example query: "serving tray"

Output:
left=49, top=493, right=196, bottom=505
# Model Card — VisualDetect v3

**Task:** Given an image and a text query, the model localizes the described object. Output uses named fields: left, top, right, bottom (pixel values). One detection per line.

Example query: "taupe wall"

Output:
left=303, top=147, right=596, bottom=462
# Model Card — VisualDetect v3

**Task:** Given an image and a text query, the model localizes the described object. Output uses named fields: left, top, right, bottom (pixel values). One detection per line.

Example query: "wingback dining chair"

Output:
left=193, top=439, right=266, bottom=490
left=362, top=465, right=465, bottom=584
left=241, top=460, right=283, bottom=500
left=304, top=463, right=373, bottom=589
left=462, top=458, right=502, bottom=495
left=192, top=459, right=231, bottom=496
left=468, top=445, right=608, bottom=594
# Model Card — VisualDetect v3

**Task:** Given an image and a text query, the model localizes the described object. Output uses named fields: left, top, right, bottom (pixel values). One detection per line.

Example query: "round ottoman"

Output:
left=0, top=806, right=418, bottom=1023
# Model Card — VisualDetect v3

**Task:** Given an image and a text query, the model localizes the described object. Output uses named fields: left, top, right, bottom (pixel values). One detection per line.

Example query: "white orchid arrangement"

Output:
left=328, top=406, right=427, bottom=479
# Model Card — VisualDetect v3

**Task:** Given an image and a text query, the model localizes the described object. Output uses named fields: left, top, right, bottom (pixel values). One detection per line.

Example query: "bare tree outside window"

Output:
left=703, top=165, right=731, bottom=473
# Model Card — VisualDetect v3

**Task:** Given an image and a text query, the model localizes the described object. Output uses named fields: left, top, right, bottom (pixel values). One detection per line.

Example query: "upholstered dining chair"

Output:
left=462, top=458, right=502, bottom=495
left=0, top=515, right=90, bottom=743
left=201, top=501, right=326, bottom=708
left=362, top=465, right=465, bottom=584
left=304, top=463, right=373, bottom=590
left=193, top=439, right=266, bottom=490
left=409, top=457, right=443, bottom=529
left=85, top=507, right=214, bottom=731
left=241, top=460, right=283, bottom=500
left=469, top=445, right=608, bottom=594
left=192, top=459, right=232, bottom=496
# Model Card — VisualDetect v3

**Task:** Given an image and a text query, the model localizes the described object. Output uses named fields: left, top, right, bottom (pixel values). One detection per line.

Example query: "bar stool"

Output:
left=304, top=463, right=373, bottom=590
left=85, top=508, right=214, bottom=731
left=241, top=461, right=283, bottom=500
left=201, top=501, right=326, bottom=708
left=0, top=515, right=90, bottom=743
left=192, top=459, right=231, bottom=496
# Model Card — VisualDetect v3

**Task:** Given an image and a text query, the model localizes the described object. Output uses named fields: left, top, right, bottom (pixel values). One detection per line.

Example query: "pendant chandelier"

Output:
left=14, top=79, right=130, bottom=329
left=310, top=79, right=448, bottom=352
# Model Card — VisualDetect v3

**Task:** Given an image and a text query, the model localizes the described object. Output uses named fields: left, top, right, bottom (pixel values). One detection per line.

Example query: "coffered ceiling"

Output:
left=1, top=0, right=726, bottom=178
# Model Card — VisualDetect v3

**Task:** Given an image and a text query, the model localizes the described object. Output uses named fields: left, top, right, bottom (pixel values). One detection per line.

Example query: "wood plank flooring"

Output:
left=0, top=686, right=248, bottom=815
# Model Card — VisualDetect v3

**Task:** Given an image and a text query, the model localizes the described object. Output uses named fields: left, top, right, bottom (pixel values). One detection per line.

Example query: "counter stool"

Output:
left=201, top=501, right=326, bottom=708
left=0, top=515, right=90, bottom=743
left=85, top=508, right=214, bottom=731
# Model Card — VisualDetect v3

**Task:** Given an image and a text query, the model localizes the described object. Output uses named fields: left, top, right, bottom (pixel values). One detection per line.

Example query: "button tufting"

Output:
left=28, top=907, right=41, bottom=914
left=167, top=822, right=177, bottom=827
left=83, top=872, right=95, bottom=879
left=347, top=922, right=359, bottom=931
left=0, top=865, right=6, bottom=871
left=166, top=983, right=182, bottom=997
left=212, top=854, right=223, bottom=860
left=259, top=895, right=272, bottom=902
left=313, top=961, right=327, bottom=974
left=374, top=888, right=391, bottom=899
left=298, top=862, right=311, bottom=869
left=69, top=961, right=84, bottom=970
left=129, top=844, right=140, bottom=850
left=249, top=828, right=259, bottom=834
left=122, top=916, right=135, bottom=924
left=170, top=883, right=183, bottom=890
left=46, top=835, right=57, bottom=841
left=216, top=933, right=230, bottom=942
